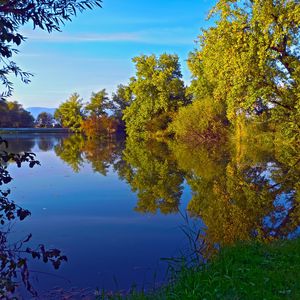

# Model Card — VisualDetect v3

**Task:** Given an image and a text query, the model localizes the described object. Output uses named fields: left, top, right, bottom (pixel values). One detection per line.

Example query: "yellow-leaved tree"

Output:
left=174, top=0, right=300, bottom=144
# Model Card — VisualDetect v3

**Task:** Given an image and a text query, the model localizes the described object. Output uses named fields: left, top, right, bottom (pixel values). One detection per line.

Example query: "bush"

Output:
left=170, top=98, right=228, bottom=143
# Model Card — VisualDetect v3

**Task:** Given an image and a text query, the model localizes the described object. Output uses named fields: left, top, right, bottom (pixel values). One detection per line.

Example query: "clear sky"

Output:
left=10, top=0, right=217, bottom=108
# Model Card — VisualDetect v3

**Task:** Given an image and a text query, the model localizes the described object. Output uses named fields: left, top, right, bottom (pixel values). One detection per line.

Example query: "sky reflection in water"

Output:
left=4, top=134, right=191, bottom=296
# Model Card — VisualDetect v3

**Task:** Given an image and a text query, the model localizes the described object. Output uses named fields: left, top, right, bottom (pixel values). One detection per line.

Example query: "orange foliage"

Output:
left=81, top=115, right=118, bottom=138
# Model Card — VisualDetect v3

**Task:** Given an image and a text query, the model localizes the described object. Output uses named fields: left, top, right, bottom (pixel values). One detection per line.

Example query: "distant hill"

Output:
left=26, top=107, right=56, bottom=119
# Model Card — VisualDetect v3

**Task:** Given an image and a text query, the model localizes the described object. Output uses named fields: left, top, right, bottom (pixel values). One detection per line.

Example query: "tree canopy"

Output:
left=184, top=0, right=300, bottom=142
left=111, top=84, right=133, bottom=119
left=54, top=93, right=84, bottom=132
left=85, top=89, right=111, bottom=117
left=0, top=100, right=34, bottom=127
left=36, top=112, right=54, bottom=128
left=123, top=54, right=187, bottom=138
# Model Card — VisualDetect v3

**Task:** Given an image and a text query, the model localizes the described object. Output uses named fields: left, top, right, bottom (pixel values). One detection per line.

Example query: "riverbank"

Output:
left=108, top=238, right=300, bottom=299
left=0, top=128, right=71, bottom=133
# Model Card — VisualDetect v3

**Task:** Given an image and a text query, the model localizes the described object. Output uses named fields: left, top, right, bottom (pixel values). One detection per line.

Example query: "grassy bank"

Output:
left=102, top=238, right=300, bottom=300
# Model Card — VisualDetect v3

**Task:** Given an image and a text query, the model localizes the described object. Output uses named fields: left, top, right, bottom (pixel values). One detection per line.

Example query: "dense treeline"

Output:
left=3, top=0, right=296, bottom=144
left=0, top=100, right=57, bottom=128
left=54, top=54, right=188, bottom=138
left=182, top=0, right=300, bottom=144
left=0, top=100, right=34, bottom=127
left=54, top=90, right=124, bottom=137
left=54, top=0, right=299, bottom=146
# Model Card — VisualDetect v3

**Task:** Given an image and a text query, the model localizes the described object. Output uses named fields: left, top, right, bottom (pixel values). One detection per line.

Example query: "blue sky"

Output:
left=10, top=0, right=217, bottom=108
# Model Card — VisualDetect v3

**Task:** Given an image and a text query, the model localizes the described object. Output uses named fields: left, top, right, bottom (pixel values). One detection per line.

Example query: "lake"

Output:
left=1, top=133, right=299, bottom=298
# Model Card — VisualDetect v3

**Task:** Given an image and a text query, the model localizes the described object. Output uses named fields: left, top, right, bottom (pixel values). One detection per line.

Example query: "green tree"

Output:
left=170, top=49, right=228, bottom=143
left=111, top=84, right=133, bottom=119
left=36, top=112, right=54, bottom=128
left=0, top=0, right=102, bottom=99
left=123, top=54, right=187, bottom=138
left=54, top=93, right=84, bottom=132
left=0, top=100, right=34, bottom=127
left=188, top=0, right=300, bottom=142
left=85, top=89, right=111, bottom=117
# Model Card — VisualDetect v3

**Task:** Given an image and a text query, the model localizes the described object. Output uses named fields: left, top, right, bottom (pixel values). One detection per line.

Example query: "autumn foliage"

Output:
left=81, top=115, right=118, bottom=139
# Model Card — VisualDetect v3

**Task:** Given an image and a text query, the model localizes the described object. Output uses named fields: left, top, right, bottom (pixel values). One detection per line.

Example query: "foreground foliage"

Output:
left=0, top=0, right=102, bottom=99
left=0, top=137, right=67, bottom=298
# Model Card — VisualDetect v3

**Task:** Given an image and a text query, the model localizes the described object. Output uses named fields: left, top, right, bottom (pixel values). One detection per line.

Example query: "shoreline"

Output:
left=0, top=128, right=71, bottom=134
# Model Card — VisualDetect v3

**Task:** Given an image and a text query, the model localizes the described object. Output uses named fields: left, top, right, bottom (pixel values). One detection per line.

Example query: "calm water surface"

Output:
left=4, top=134, right=191, bottom=297
left=2, top=133, right=300, bottom=298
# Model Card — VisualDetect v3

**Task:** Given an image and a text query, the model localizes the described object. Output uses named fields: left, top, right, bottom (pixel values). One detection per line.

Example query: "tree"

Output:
left=0, top=100, right=34, bottom=127
left=81, top=89, right=122, bottom=138
left=123, top=54, right=187, bottom=138
left=111, top=84, right=133, bottom=119
left=54, top=93, right=84, bottom=132
left=81, top=115, right=118, bottom=139
left=0, top=0, right=102, bottom=99
left=170, top=49, right=228, bottom=143
left=188, top=0, right=300, bottom=141
left=36, top=112, right=54, bottom=128
left=85, top=89, right=111, bottom=117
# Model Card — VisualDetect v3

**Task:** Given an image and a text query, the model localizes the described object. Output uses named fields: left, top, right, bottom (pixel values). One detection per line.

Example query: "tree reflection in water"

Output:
left=172, top=139, right=300, bottom=256
left=54, top=134, right=124, bottom=175
left=37, top=136, right=56, bottom=152
left=54, top=134, right=300, bottom=257
left=2, top=133, right=298, bottom=295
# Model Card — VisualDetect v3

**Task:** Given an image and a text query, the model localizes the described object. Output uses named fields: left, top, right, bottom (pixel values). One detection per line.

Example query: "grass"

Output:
left=98, top=238, right=300, bottom=300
